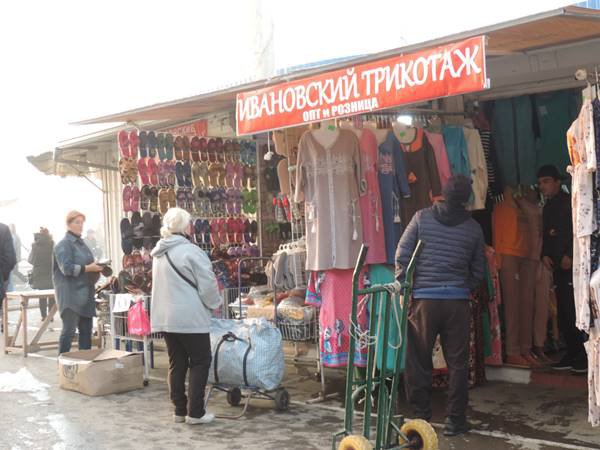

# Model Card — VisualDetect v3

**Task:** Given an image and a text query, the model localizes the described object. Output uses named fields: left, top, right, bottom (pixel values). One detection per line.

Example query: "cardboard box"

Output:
left=58, top=349, right=143, bottom=396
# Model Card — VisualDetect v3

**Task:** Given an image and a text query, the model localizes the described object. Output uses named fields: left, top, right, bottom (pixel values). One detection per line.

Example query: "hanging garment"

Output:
left=534, top=89, right=582, bottom=176
left=442, top=126, right=471, bottom=178
left=584, top=330, right=600, bottom=427
left=318, top=268, right=368, bottom=368
left=378, top=131, right=411, bottom=265
left=358, top=129, right=386, bottom=265
left=478, top=130, right=503, bottom=201
left=397, top=129, right=442, bottom=225
left=492, top=193, right=530, bottom=259
left=424, top=131, right=451, bottom=189
left=591, top=99, right=600, bottom=274
left=484, top=246, right=503, bottom=366
left=464, top=127, right=489, bottom=211
left=492, top=96, right=537, bottom=186
left=567, top=99, right=597, bottom=332
left=295, top=129, right=364, bottom=271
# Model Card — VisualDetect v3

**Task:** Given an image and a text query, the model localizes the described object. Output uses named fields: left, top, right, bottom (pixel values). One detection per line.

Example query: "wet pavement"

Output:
left=1, top=310, right=599, bottom=449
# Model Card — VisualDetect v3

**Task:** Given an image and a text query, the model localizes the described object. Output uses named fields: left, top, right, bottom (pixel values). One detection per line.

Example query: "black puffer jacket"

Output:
left=395, top=204, right=485, bottom=292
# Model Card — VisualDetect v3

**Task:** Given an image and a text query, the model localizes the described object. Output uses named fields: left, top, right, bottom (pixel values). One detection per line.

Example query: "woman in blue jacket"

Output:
left=53, top=211, right=103, bottom=354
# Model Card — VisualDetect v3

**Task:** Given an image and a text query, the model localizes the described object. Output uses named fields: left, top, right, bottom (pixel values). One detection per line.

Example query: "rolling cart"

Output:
left=334, top=242, right=438, bottom=450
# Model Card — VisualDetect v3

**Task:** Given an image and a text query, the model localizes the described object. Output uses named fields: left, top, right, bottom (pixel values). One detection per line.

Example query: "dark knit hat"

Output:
left=537, top=165, right=564, bottom=181
left=443, top=174, right=472, bottom=205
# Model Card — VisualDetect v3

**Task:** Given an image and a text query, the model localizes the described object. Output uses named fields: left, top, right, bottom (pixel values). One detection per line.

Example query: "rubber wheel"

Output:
left=274, top=389, right=290, bottom=412
left=398, top=419, right=439, bottom=450
left=338, top=434, right=373, bottom=450
left=227, top=388, right=242, bottom=406
left=143, top=380, right=149, bottom=387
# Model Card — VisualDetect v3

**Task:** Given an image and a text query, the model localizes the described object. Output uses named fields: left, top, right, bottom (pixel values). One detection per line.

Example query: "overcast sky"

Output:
left=0, top=0, right=572, bottom=252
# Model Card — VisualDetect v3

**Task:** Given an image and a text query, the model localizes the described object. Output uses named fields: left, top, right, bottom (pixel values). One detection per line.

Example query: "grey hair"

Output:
left=160, top=208, right=191, bottom=238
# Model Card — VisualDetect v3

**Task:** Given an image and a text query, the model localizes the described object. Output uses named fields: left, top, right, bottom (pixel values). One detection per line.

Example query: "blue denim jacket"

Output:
left=52, top=232, right=95, bottom=318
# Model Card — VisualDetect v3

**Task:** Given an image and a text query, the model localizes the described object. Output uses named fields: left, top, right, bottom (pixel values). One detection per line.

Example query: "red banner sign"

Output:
left=237, top=36, right=487, bottom=135
left=161, top=120, right=208, bottom=137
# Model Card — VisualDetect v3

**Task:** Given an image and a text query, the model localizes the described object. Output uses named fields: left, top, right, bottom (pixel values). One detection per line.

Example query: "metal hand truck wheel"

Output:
left=333, top=242, right=438, bottom=450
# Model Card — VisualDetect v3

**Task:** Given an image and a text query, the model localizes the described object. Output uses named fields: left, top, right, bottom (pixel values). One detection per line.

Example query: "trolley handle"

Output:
left=352, top=245, right=369, bottom=284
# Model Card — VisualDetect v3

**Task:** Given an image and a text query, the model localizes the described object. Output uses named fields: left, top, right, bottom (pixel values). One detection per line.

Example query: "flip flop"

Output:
left=243, top=219, right=252, bottom=243
left=191, top=137, right=201, bottom=162
left=174, top=136, right=184, bottom=160
left=129, top=130, right=139, bottom=159
left=128, top=158, right=139, bottom=185
left=224, top=140, right=233, bottom=162
left=194, top=219, right=204, bottom=244
left=207, top=138, right=217, bottom=163
left=225, top=188, right=235, bottom=215
left=151, top=213, right=162, bottom=248
left=244, top=164, right=255, bottom=189
left=224, top=161, right=235, bottom=188
left=138, top=158, right=150, bottom=185
left=250, top=220, right=258, bottom=243
left=147, top=158, right=159, bottom=186
left=243, top=189, right=257, bottom=215
left=149, top=187, right=159, bottom=213
left=226, top=218, right=236, bottom=243
left=118, top=130, right=130, bottom=159
left=166, top=161, right=176, bottom=187
left=210, top=219, right=220, bottom=246
left=193, top=187, right=203, bottom=214
left=138, top=131, right=148, bottom=158
left=130, top=186, right=140, bottom=213
left=182, top=136, right=191, bottom=161
left=120, top=218, right=134, bottom=255
left=158, top=188, right=170, bottom=215
left=122, top=185, right=132, bottom=213
left=218, top=218, right=228, bottom=245
left=185, top=188, right=194, bottom=213
left=142, top=212, right=153, bottom=250
left=156, top=133, right=166, bottom=160
left=234, top=162, right=244, bottom=189
left=167, top=188, right=177, bottom=210
left=157, top=161, right=167, bottom=187
left=215, top=138, right=224, bottom=163
left=199, top=138, right=208, bottom=162
left=237, top=218, right=247, bottom=243
left=183, top=161, right=193, bottom=187
left=176, top=188, right=187, bottom=209
left=165, top=133, right=174, bottom=160
left=119, top=158, right=130, bottom=184
left=175, top=161, right=185, bottom=187
left=147, top=131, right=157, bottom=158
left=192, top=162, right=202, bottom=187
left=131, top=212, right=143, bottom=249
left=202, top=219, right=211, bottom=246
left=140, top=185, right=152, bottom=211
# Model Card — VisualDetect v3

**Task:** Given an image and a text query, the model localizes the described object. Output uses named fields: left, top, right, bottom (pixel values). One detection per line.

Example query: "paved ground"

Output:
left=1, top=307, right=599, bottom=449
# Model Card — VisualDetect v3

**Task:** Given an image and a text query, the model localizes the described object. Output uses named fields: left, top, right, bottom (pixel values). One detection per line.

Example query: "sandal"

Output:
left=166, top=161, right=176, bottom=187
left=119, top=158, right=130, bottom=185
left=138, top=131, right=148, bottom=158
left=215, top=138, right=225, bottom=163
left=158, top=188, right=170, bottom=215
left=250, top=220, right=258, bottom=243
left=199, top=138, right=208, bottom=162
left=147, top=131, right=157, bottom=158
left=186, top=188, right=195, bottom=213
left=192, top=162, right=203, bottom=187
left=194, top=219, right=204, bottom=244
left=129, top=130, right=139, bottom=159
left=151, top=213, right=162, bottom=248
left=210, top=219, right=220, bottom=246
left=149, top=187, right=159, bottom=213
left=130, top=186, right=140, bottom=213
left=122, top=185, right=132, bottom=213
left=127, top=158, right=139, bottom=185
left=191, top=136, right=201, bottom=162
left=176, top=188, right=186, bottom=209
left=174, top=136, right=184, bottom=160
left=131, top=212, right=143, bottom=249
left=157, top=161, right=168, bottom=187
left=224, top=161, right=235, bottom=188
left=118, top=130, right=130, bottom=159
left=165, top=133, right=174, bottom=160
left=244, top=164, right=255, bottom=189
left=175, top=161, right=185, bottom=187
left=207, top=138, right=217, bottom=163
left=233, top=162, right=244, bottom=189
left=167, top=188, right=177, bottom=210
left=120, top=218, right=133, bottom=255
left=142, top=212, right=153, bottom=251
left=147, top=157, right=159, bottom=186
left=182, top=136, right=191, bottom=161
left=202, top=220, right=211, bottom=246
left=226, top=217, right=236, bottom=243
left=183, top=161, right=193, bottom=187
left=157, top=133, right=166, bottom=160
left=225, top=188, right=236, bottom=216
left=140, top=185, right=152, bottom=211
left=138, top=158, right=150, bottom=185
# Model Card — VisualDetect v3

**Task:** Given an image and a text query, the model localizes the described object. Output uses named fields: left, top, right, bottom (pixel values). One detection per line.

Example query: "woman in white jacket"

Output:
left=151, top=208, right=221, bottom=425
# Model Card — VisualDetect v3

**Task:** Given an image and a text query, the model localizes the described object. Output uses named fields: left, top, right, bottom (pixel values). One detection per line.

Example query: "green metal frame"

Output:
left=333, top=241, right=423, bottom=450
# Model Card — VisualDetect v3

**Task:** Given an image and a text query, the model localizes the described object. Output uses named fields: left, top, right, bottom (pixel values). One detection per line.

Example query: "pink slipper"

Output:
left=137, top=158, right=150, bottom=185
left=130, top=186, right=140, bottom=212
left=123, top=185, right=132, bottom=212
left=118, top=130, right=130, bottom=159
left=147, top=158, right=159, bottom=186
left=129, top=130, right=139, bottom=159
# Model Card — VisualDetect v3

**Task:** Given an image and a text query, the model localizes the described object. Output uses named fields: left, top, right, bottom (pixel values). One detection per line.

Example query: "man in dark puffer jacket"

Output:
left=395, top=174, right=485, bottom=437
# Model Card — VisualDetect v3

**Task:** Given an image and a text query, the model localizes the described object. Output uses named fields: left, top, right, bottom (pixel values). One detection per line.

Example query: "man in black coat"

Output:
left=0, top=223, right=17, bottom=332
left=538, top=165, right=587, bottom=374
left=396, top=175, right=485, bottom=437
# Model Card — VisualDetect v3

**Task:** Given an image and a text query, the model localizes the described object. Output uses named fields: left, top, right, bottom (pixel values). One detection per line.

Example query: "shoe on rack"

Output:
left=570, top=360, right=588, bottom=374
left=173, top=414, right=186, bottom=423
left=551, top=356, right=573, bottom=371
left=186, top=413, right=215, bottom=425
left=443, top=417, right=470, bottom=437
